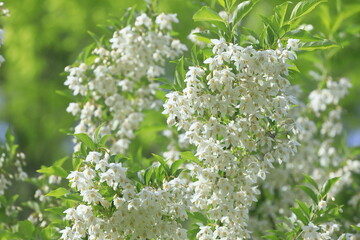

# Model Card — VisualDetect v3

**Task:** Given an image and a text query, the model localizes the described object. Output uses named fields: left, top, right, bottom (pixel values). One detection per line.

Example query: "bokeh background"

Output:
left=0, top=0, right=359, bottom=174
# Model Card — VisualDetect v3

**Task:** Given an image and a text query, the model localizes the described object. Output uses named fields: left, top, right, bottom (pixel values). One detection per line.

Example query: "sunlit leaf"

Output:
left=193, top=6, right=226, bottom=23
left=299, top=40, right=339, bottom=51
left=302, top=174, right=319, bottom=190
left=232, top=1, right=256, bottom=28
left=298, top=185, right=318, bottom=204
left=46, top=187, right=70, bottom=198
left=73, top=133, right=96, bottom=150
left=289, top=0, right=327, bottom=22
left=321, top=177, right=340, bottom=197
left=37, top=166, right=68, bottom=178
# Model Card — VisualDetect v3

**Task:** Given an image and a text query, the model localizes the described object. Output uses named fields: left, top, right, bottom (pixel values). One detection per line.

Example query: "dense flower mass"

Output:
left=163, top=38, right=300, bottom=238
left=64, top=12, right=187, bottom=154
left=61, top=149, right=191, bottom=240
left=308, top=77, right=352, bottom=115
left=60, top=12, right=192, bottom=240
left=250, top=73, right=359, bottom=238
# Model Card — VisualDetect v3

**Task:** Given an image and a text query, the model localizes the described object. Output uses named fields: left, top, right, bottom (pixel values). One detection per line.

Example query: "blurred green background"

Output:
left=0, top=0, right=359, bottom=173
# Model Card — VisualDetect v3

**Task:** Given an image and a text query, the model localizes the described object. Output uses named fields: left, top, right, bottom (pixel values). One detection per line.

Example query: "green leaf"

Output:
left=332, top=5, right=360, bottom=34
left=62, top=192, right=82, bottom=201
left=17, top=220, right=35, bottom=236
left=73, top=133, right=96, bottom=150
left=192, top=32, right=213, bottom=44
left=291, top=207, right=309, bottom=224
left=242, top=27, right=260, bottom=43
left=144, top=167, right=154, bottom=185
left=274, top=1, right=291, bottom=27
left=180, top=151, right=201, bottom=164
left=125, top=7, right=136, bottom=26
left=261, top=235, right=280, bottom=240
left=155, top=167, right=166, bottom=184
left=288, top=63, right=300, bottom=72
left=158, top=84, right=172, bottom=90
left=350, top=146, right=360, bottom=158
left=55, top=90, right=76, bottom=101
left=37, top=166, right=68, bottom=178
left=321, top=177, right=340, bottom=197
left=302, top=174, right=319, bottom=190
left=99, top=134, right=111, bottom=146
left=187, top=227, right=200, bottom=240
left=351, top=225, right=360, bottom=232
left=94, top=123, right=106, bottom=144
left=298, top=185, right=318, bottom=204
left=283, top=29, right=322, bottom=42
left=46, top=187, right=70, bottom=198
left=72, top=157, right=83, bottom=170
left=87, top=31, right=101, bottom=46
left=191, top=44, right=199, bottom=66
left=260, top=15, right=280, bottom=38
left=53, top=156, right=68, bottom=167
left=5, top=127, right=18, bottom=158
left=299, top=40, right=338, bottom=51
left=154, top=77, right=172, bottom=85
left=218, top=0, right=226, bottom=8
left=296, top=200, right=310, bottom=218
left=5, top=127, right=15, bottom=146
left=173, top=56, right=186, bottom=91
left=152, top=154, right=171, bottom=176
left=44, top=207, right=66, bottom=217
left=155, top=90, right=166, bottom=101
left=170, top=159, right=185, bottom=175
left=232, top=0, right=257, bottom=29
left=189, top=212, right=208, bottom=224
left=173, top=169, right=184, bottom=178
left=289, top=0, right=327, bottom=22
left=80, top=141, right=87, bottom=156
left=203, top=48, right=214, bottom=60
left=193, top=6, right=226, bottom=23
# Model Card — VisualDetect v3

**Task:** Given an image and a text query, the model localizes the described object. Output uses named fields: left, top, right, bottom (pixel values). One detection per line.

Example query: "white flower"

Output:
left=318, top=200, right=327, bottom=210
left=59, top=227, right=74, bottom=240
left=302, top=222, right=320, bottom=239
left=287, top=38, right=300, bottom=51
left=135, top=13, right=152, bottom=28
left=85, top=152, right=102, bottom=164
left=66, top=102, right=80, bottom=116
left=81, top=189, right=103, bottom=204
left=155, top=13, right=178, bottom=30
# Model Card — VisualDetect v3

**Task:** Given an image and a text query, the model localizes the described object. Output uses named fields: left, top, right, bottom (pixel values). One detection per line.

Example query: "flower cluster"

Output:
left=26, top=173, right=62, bottom=228
left=163, top=38, right=300, bottom=238
left=308, top=77, right=352, bottom=115
left=65, top=12, right=187, bottom=154
left=296, top=197, right=358, bottom=240
left=0, top=152, right=27, bottom=195
left=301, top=221, right=352, bottom=239
left=0, top=133, right=28, bottom=230
left=61, top=150, right=190, bottom=240
left=251, top=75, right=359, bottom=236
